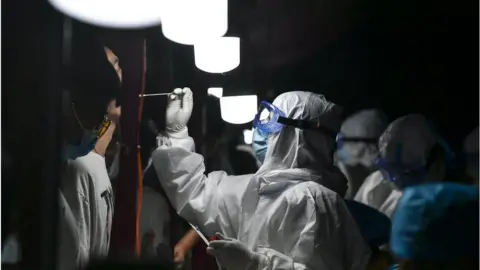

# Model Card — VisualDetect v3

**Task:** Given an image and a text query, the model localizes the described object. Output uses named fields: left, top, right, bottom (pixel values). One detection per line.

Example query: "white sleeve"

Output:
left=57, top=191, right=81, bottom=270
left=151, top=138, right=219, bottom=234
left=151, top=134, right=244, bottom=237
left=61, top=163, right=93, bottom=268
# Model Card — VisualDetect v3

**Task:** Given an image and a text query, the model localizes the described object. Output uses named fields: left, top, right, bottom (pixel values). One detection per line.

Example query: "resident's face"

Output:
left=105, top=47, right=122, bottom=83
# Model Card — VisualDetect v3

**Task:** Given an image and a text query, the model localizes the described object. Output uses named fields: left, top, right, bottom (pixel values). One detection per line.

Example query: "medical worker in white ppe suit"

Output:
left=335, top=109, right=388, bottom=199
left=355, top=114, right=452, bottom=218
left=151, top=88, right=371, bottom=270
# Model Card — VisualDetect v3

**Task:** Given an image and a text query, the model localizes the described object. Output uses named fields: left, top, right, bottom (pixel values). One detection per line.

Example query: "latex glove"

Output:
left=207, top=233, right=268, bottom=270
left=166, top=87, right=193, bottom=137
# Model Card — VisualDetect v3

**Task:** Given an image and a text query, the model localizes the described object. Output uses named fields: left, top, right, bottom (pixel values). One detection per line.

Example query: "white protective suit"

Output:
left=463, top=127, right=479, bottom=185
left=60, top=151, right=114, bottom=268
left=335, top=109, right=388, bottom=199
left=152, top=90, right=371, bottom=270
left=355, top=114, right=439, bottom=218
left=139, top=186, right=171, bottom=257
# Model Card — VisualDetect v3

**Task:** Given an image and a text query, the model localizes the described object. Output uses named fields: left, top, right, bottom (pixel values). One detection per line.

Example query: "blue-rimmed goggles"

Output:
left=252, top=101, right=336, bottom=137
left=375, top=156, right=426, bottom=184
left=335, top=133, right=379, bottom=151
left=375, top=135, right=457, bottom=185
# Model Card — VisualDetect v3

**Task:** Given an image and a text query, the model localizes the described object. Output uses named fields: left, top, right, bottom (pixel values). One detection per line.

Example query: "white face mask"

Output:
left=108, top=150, right=120, bottom=180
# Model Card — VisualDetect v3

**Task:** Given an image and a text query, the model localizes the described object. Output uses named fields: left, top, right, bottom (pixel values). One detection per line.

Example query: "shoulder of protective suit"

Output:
left=293, top=181, right=341, bottom=201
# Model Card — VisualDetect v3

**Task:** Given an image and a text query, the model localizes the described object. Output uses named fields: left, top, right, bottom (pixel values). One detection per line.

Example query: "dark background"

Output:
left=2, top=0, right=478, bottom=268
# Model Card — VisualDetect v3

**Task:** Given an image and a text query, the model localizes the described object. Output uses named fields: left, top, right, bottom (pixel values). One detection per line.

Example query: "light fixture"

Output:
left=161, top=0, right=228, bottom=45
left=49, top=0, right=163, bottom=29
left=207, top=87, right=223, bottom=98
left=194, top=37, right=240, bottom=73
left=243, top=129, right=254, bottom=144
left=220, top=95, right=257, bottom=124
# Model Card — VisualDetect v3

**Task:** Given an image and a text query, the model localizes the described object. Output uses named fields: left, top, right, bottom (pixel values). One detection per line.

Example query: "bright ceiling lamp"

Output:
left=207, top=87, right=223, bottom=98
left=49, top=0, right=163, bottom=29
left=220, top=95, right=257, bottom=124
left=194, top=37, right=240, bottom=73
left=161, top=0, right=228, bottom=45
left=243, top=129, right=254, bottom=144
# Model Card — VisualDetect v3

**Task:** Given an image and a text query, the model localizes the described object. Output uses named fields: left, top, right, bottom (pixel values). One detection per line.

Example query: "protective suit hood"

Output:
left=337, top=109, right=388, bottom=167
left=379, top=114, right=437, bottom=168
left=256, top=91, right=348, bottom=196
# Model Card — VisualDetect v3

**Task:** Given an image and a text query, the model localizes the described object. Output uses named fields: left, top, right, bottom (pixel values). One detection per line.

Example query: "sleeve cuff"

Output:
left=166, top=127, right=189, bottom=139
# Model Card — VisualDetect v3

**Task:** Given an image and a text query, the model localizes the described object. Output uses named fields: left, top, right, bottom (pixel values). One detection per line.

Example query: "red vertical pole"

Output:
left=107, top=32, right=145, bottom=259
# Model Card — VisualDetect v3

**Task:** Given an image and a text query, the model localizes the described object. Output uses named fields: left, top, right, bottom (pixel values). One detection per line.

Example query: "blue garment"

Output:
left=252, top=128, right=268, bottom=164
left=388, top=264, right=399, bottom=270
left=65, top=132, right=98, bottom=160
left=344, top=200, right=391, bottom=248
left=391, top=183, right=479, bottom=260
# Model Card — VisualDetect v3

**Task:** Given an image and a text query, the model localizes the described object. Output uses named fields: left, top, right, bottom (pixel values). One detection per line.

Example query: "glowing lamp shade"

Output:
left=161, top=0, right=228, bottom=45
left=48, top=0, right=163, bottom=29
left=220, top=95, right=257, bottom=124
left=207, top=87, right=223, bottom=98
left=194, top=37, right=240, bottom=73
left=243, top=129, right=254, bottom=144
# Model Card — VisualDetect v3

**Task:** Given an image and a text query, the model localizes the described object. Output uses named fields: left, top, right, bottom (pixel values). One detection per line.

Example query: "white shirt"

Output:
left=60, top=151, right=114, bottom=268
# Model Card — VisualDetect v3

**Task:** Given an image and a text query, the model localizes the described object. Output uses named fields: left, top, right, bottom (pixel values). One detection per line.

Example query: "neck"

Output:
left=93, top=122, right=117, bottom=157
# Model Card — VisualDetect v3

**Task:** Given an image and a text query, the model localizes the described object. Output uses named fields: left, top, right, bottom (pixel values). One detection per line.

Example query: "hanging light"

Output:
left=49, top=0, right=163, bottom=29
left=220, top=95, right=257, bottom=124
left=194, top=37, right=240, bottom=73
left=207, top=87, right=223, bottom=98
left=161, top=0, right=228, bottom=45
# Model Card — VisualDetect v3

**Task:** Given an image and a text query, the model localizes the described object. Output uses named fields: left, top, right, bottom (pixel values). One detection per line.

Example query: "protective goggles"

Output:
left=252, top=101, right=336, bottom=136
left=375, top=156, right=425, bottom=183
left=335, top=133, right=378, bottom=150
left=375, top=137, right=456, bottom=183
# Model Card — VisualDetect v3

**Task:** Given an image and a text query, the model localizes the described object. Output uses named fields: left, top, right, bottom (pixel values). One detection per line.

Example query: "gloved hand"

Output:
left=207, top=233, right=268, bottom=270
left=166, top=87, right=193, bottom=138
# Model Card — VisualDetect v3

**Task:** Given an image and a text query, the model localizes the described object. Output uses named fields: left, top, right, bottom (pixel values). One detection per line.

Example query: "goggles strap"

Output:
left=277, top=116, right=337, bottom=138
left=339, top=137, right=378, bottom=144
